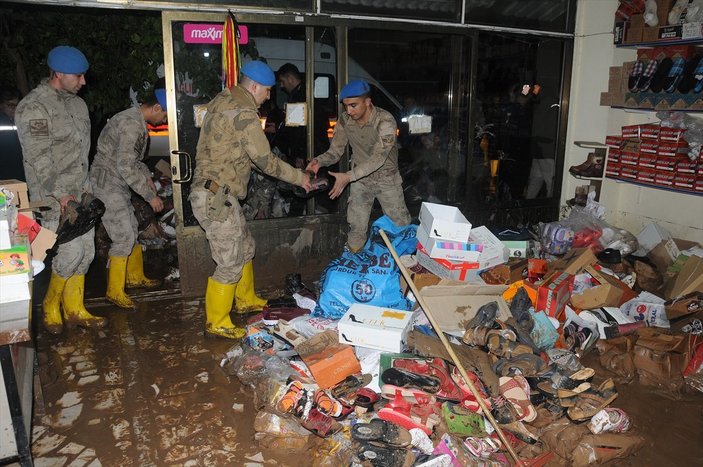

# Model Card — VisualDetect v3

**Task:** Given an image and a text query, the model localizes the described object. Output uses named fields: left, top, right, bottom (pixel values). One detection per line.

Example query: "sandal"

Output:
left=354, top=388, right=380, bottom=410
left=314, top=389, right=343, bottom=417
left=276, top=380, right=305, bottom=414
left=487, top=332, right=533, bottom=359
left=545, top=348, right=586, bottom=373
left=567, top=378, right=618, bottom=422
left=301, top=407, right=342, bottom=437
left=461, top=325, right=492, bottom=346
left=381, top=385, right=437, bottom=405
left=378, top=391, right=441, bottom=435
left=392, top=357, right=462, bottom=401
left=462, top=435, right=502, bottom=458
left=492, top=353, right=548, bottom=377
left=588, top=407, right=631, bottom=434
left=355, top=442, right=416, bottom=467
left=381, top=367, right=441, bottom=393
left=331, top=373, right=372, bottom=400
left=499, top=376, right=537, bottom=422
left=449, top=366, right=492, bottom=414
left=442, top=401, right=485, bottom=437
left=351, top=418, right=412, bottom=447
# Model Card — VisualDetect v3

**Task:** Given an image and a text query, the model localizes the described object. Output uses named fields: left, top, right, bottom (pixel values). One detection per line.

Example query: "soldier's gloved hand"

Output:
left=328, top=172, right=351, bottom=200
left=149, top=196, right=164, bottom=213
left=59, top=195, right=77, bottom=214
left=305, top=159, right=320, bottom=175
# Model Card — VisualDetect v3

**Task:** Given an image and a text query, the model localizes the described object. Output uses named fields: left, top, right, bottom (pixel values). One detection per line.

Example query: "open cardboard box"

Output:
left=570, top=265, right=637, bottom=310
left=665, top=255, right=703, bottom=299
left=16, top=213, right=57, bottom=261
left=548, top=247, right=597, bottom=276
left=649, top=238, right=700, bottom=277
left=418, top=282, right=510, bottom=336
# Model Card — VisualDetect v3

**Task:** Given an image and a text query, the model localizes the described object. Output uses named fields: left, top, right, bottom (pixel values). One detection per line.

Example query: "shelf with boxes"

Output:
left=601, top=45, right=703, bottom=111
left=602, top=123, right=703, bottom=196
left=615, top=1, right=703, bottom=47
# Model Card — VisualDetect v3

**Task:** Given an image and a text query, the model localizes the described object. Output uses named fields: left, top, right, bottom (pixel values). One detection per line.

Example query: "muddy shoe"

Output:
left=355, top=442, right=415, bottom=467
left=56, top=193, right=106, bottom=244
left=466, top=301, right=498, bottom=329
left=381, top=368, right=441, bottom=394
left=509, top=287, right=534, bottom=332
left=352, top=418, right=413, bottom=447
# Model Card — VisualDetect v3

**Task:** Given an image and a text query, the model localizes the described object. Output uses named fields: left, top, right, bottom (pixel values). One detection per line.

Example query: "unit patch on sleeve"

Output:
left=29, top=119, right=49, bottom=136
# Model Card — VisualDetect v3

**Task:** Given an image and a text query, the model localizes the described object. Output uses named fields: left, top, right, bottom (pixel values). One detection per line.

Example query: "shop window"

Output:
left=348, top=28, right=464, bottom=214
left=470, top=32, right=566, bottom=204
left=464, top=0, right=575, bottom=33
left=322, top=0, right=462, bottom=22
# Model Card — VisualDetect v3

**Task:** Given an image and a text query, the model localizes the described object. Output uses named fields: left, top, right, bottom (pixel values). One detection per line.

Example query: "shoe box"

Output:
left=338, top=304, right=417, bottom=353
left=297, top=329, right=361, bottom=389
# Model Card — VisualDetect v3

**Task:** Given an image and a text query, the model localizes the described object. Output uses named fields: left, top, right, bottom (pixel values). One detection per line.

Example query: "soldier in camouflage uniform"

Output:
left=189, top=61, right=311, bottom=339
left=90, top=88, right=167, bottom=309
left=307, top=79, right=411, bottom=252
left=15, top=46, right=107, bottom=335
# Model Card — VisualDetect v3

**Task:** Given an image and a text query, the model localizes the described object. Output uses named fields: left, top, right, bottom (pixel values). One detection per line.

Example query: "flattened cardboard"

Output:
left=418, top=283, right=510, bottom=335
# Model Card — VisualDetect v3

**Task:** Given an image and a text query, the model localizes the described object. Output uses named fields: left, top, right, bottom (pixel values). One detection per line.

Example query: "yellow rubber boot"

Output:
left=126, top=245, right=160, bottom=288
left=62, top=275, right=108, bottom=330
left=234, top=261, right=268, bottom=313
left=205, top=277, right=245, bottom=339
left=42, top=272, right=66, bottom=335
left=106, top=256, right=135, bottom=309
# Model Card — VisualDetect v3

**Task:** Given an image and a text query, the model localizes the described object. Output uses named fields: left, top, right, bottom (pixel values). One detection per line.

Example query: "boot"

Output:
left=106, top=256, right=135, bottom=309
left=205, top=277, right=245, bottom=339
left=126, top=245, right=160, bottom=288
left=234, top=261, right=267, bottom=313
left=569, top=153, right=597, bottom=174
left=62, top=275, right=108, bottom=330
left=42, top=272, right=66, bottom=335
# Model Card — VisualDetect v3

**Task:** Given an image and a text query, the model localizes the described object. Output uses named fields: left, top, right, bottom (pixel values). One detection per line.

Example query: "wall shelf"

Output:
left=604, top=175, right=702, bottom=196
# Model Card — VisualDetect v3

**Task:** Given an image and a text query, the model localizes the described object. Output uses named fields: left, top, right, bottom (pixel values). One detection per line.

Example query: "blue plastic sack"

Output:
left=314, top=216, right=418, bottom=320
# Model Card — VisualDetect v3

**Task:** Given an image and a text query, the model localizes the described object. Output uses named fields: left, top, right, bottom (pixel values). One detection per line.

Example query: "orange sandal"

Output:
left=276, top=380, right=305, bottom=414
left=314, top=389, right=343, bottom=417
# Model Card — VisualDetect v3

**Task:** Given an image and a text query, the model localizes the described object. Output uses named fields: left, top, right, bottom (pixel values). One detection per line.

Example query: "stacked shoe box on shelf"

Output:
left=414, top=202, right=508, bottom=282
left=603, top=124, right=701, bottom=193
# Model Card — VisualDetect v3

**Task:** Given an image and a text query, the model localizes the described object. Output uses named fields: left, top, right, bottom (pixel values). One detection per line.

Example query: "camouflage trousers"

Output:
left=189, top=188, right=255, bottom=284
left=347, top=168, right=411, bottom=251
left=93, top=184, right=138, bottom=257
left=43, top=210, right=95, bottom=278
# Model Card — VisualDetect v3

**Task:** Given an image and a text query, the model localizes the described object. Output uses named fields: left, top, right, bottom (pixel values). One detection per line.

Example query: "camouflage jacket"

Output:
left=91, top=106, right=155, bottom=201
left=15, top=80, right=91, bottom=213
left=193, top=85, right=306, bottom=199
left=314, top=106, right=399, bottom=182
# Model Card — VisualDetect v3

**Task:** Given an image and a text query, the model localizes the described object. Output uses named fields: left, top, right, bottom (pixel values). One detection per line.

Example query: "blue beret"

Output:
left=240, top=61, right=275, bottom=86
left=47, top=46, right=89, bottom=74
left=339, top=79, right=370, bottom=101
left=155, top=88, right=167, bottom=111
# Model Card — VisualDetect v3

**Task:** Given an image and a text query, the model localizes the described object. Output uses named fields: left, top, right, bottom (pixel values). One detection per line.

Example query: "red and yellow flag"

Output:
left=222, top=11, right=240, bottom=88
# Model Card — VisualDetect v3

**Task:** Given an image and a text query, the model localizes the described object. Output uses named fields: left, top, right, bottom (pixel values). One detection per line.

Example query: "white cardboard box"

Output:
left=418, top=202, right=472, bottom=242
left=416, top=223, right=482, bottom=262
left=338, top=304, right=416, bottom=353
left=0, top=273, right=30, bottom=304
left=416, top=246, right=481, bottom=282
left=635, top=222, right=671, bottom=255
left=469, top=226, right=509, bottom=270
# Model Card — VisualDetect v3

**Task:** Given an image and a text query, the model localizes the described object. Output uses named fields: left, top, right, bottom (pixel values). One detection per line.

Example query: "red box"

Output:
left=673, top=173, right=696, bottom=190
left=620, top=166, right=639, bottom=179
left=657, top=140, right=688, bottom=158
left=639, top=140, right=659, bottom=154
left=536, top=271, right=574, bottom=320
left=637, top=167, right=657, bottom=184
left=620, top=152, right=640, bottom=166
left=659, top=126, right=686, bottom=142
left=605, top=135, right=624, bottom=147
left=608, top=147, right=621, bottom=163
left=655, top=170, right=675, bottom=186
left=656, top=156, right=681, bottom=171
left=638, top=154, right=657, bottom=168
left=675, top=160, right=699, bottom=174
left=695, top=178, right=703, bottom=192
left=641, top=124, right=660, bottom=140
left=606, top=161, right=621, bottom=177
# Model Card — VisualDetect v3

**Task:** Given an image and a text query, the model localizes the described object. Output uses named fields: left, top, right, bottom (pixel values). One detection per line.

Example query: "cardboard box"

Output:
left=0, top=243, right=30, bottom=276
left=297, top=330, right=361, bottom=389
left=605, top=135, right=623, bottom=148
left=633, top=328, right=689, bottom=390
left=535, top=271, right=574, bottom=319
left=16, top=213, right=57, bottom=261
left=667, top=255, right=703, bottom=299
left=0, top=273, right=30, bottom=304
left=642, top=25, right=659, bottom=42
left=479, top=259, right=528, bottom=285
left=649, top=238, right=700, bottom=275
left=549, top=247, right=597, bottom=276
left=418, top=283, right=510, bottom=335
left=570, top=266, right=637, bottom=310
left=665, top=292, right=703, bottom=320
left=636, top=222, right=672, bottom=254
left=0, top=180, right=29, bottom=208
left=416, top=223, right=482, bottom=262
left=418, top=202, right=472, bottom=243
left=416, top=245, right=480, bottom=282
left=155, top=159, right=172, bottom=179
left=338, top=304, right=416, bottom=353
left=469, top=226, right=509, bottom=270
left=501, top=240, right=527, bottom=259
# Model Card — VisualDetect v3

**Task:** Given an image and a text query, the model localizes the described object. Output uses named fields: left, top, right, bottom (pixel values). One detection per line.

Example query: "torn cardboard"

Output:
left=570, top=265, right=637, bottom=310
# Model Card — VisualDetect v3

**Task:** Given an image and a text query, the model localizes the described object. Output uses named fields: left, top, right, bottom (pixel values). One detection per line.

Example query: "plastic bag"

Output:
left=314, top=216, right=417, bottom=319
left=224, top=347, right=296, bottom=387
left=551, top=206, right=638, bottom=256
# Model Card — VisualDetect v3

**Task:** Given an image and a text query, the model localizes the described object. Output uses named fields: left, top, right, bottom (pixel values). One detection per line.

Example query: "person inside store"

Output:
left=306, top=79, right=411, bottom=252
left=90, top=87, right=168, bottom=310
left=189, top=60, right=311, bottom=339
left=0, top=85, right=25, bottom=181
left=15, top=46, right=107, bottom=335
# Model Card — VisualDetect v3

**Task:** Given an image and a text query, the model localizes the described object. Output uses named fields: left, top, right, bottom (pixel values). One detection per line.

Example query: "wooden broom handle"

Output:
left=380, top=229, right=524, bottom=466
